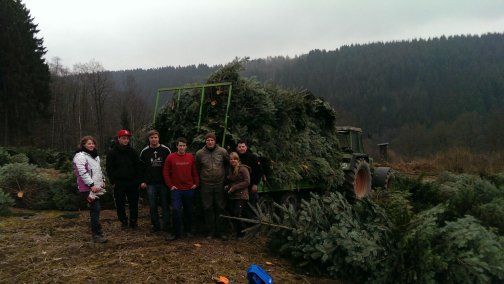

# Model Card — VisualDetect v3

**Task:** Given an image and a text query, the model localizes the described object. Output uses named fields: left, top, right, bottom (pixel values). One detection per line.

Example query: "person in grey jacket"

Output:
left=195, top=132, right=229, bottom=240
left=73, top=136, right=107, bottom=243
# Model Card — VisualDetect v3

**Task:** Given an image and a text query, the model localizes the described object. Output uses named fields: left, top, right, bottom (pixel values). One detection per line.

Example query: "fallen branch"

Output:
left=219, top=214, right=293, bottom=230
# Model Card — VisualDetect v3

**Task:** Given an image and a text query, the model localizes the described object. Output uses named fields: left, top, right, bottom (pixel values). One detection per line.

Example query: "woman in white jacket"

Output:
left=73, top=136, right=107, bottom=243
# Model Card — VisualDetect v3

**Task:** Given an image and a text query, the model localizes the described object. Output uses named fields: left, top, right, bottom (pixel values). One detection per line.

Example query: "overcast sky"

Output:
left=23, top=0, right=504, bottom=71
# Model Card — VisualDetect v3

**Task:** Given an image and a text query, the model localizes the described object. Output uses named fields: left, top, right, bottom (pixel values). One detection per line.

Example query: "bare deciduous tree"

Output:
left=73, top=60, right=113, bottom=147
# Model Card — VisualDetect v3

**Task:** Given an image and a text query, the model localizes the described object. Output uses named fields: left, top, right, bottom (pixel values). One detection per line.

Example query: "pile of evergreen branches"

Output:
left=268, top=192, right=394, bottom=282
left=267, top=175, right=504, bottom=283
left=154, top=59, right=343, bottom=189
left=374, top=173, right=504, bottom=283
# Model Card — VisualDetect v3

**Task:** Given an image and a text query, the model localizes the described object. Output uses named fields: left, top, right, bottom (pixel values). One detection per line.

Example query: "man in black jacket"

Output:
left=139, top=130, right=171, bottom=233
left=106, top=129, right=141, bottom=229
left=236, top=140, right=263, bottom=216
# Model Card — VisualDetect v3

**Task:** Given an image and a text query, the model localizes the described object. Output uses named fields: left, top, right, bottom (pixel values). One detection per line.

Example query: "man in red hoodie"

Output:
left=163, top=137, right=199, bottom=240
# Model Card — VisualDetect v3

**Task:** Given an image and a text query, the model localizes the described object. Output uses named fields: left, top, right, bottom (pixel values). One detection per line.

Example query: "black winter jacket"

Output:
left=106, top=144, right=141, bottom=185
left=238, top=151, right=263, bottom=186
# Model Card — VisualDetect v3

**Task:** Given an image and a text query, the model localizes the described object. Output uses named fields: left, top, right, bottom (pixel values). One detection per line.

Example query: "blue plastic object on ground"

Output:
left=247, top=264, right=273, bottom=284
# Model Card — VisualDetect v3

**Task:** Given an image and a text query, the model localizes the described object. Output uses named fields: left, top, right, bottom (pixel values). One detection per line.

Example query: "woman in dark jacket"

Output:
left=106, top=129, right=141, bottom=229
left=225, top=152, right=250, bottom=239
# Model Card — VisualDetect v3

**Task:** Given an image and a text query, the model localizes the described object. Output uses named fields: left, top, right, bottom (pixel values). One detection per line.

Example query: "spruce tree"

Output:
left=0, top=0, right=50, bottom=145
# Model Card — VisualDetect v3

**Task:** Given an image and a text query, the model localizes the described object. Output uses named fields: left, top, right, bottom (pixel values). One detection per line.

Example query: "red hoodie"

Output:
left=163, top=152, right=199, bottom=189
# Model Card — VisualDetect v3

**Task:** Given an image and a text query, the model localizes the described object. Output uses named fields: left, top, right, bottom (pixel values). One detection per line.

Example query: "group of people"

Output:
left=72, top=130, right=262, bottom=243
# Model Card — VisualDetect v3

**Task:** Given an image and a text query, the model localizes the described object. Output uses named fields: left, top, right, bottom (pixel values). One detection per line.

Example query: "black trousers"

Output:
left=231, top=199, right=247, bottom=236
left=113, top=180, right=139, bottom=224
left=242, top=187, right=259, bottom=220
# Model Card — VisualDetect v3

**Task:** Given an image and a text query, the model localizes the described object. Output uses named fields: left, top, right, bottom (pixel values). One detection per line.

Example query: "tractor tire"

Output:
left=344, top=159, right=372, bottom=199
left=280, top=192, right=299, bottom=210
left=372, top=167, right=393, bottom=190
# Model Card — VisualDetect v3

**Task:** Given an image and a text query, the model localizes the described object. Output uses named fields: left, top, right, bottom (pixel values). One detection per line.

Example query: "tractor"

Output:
left=335, top=126, right=393, bottom=199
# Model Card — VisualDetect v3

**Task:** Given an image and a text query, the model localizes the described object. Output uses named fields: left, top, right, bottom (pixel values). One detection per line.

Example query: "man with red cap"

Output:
left=106, top=129, right=141, bottom=229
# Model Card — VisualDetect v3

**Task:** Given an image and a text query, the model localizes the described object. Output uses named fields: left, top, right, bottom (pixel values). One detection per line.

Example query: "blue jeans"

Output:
left=146, top=183, right=169, bottom=230
left=171, top=189, right=195, bottom=237
left=81, top=191, right=102, bottom=235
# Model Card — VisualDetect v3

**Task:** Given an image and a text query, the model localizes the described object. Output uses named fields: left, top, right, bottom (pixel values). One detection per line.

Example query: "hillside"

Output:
left=110, top=33, right=504, bottom=159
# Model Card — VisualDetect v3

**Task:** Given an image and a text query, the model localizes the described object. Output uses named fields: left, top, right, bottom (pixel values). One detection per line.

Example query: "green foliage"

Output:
left=24, top=148, right=73, bottom=170
left=386, top=206, right=504, bottom=283
left=268, top=192, right=394, bottom=282
left=387, top=205, right=447, bottom=283
left=0, top=162, right=51, bottom=209
left=0, top=162, right=39, bottom=194
left=2, top=147, right=73, bottom=170
left=49, top=173, right=82, bottom=211
left=0, top=188, right=15, bottom=216
left=435, top=173, right=504, bottom=225
left=370, top=188, right=413, bottom=228
left=0, top=162, right=85, bottom=210
left=0, top=0, right=51, bottom=145
left=438, top=172, right=501, bottom=203
left=375, top=174, right=504, bottom=283
left=154, top=59, right=344, bottom=189
left=50, top=152, right=73, bottom=172
left=481, top=172, right=504, bottom=189
left=266, top=173, right=504, bottom=283
left=0, top=147, right=10, bottom=166
left=392, top=174, right=444, bottom=212
left=9, top=153, right=29, bottom=164
left=25, top=147, right=50, bottom=167
left=473, top=198, right=504, bottom=235
left=436, top=216, right=504, bottom=283
left=0, top=148, right=101, bottom=211
left=390, top=172, right=504, bottom=226
left=392, top=173, right=504, bottom=235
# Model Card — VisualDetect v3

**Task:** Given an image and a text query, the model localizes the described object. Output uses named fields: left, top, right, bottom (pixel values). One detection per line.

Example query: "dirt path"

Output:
left=0, top=208, right=337, bottom=283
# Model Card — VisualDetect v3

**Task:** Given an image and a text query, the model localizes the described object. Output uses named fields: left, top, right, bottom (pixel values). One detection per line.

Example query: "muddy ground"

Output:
left=0, top=206, right=338, bottom=283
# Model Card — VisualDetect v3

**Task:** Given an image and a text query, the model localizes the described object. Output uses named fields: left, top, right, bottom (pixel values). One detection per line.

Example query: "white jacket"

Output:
left=73, top=151, right=105, bottom=192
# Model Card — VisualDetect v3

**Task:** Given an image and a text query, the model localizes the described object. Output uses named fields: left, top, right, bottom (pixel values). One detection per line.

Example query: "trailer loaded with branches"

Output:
left=153, top=59, right=392, bottom=209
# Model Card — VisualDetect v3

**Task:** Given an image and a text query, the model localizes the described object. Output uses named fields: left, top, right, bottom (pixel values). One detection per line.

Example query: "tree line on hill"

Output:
left=113, top=33, right=504, bottom=160
left=247, top=34, right=504, bottom=159
left=2, top=0, right=503, bottom=161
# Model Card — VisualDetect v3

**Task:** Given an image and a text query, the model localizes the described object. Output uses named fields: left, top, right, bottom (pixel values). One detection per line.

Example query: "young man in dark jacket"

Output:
left=139, top=130, right=171, bottom=233
left=106, top=129, right=141, bottom=229
left=236, top=140, right=263, bottom=208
